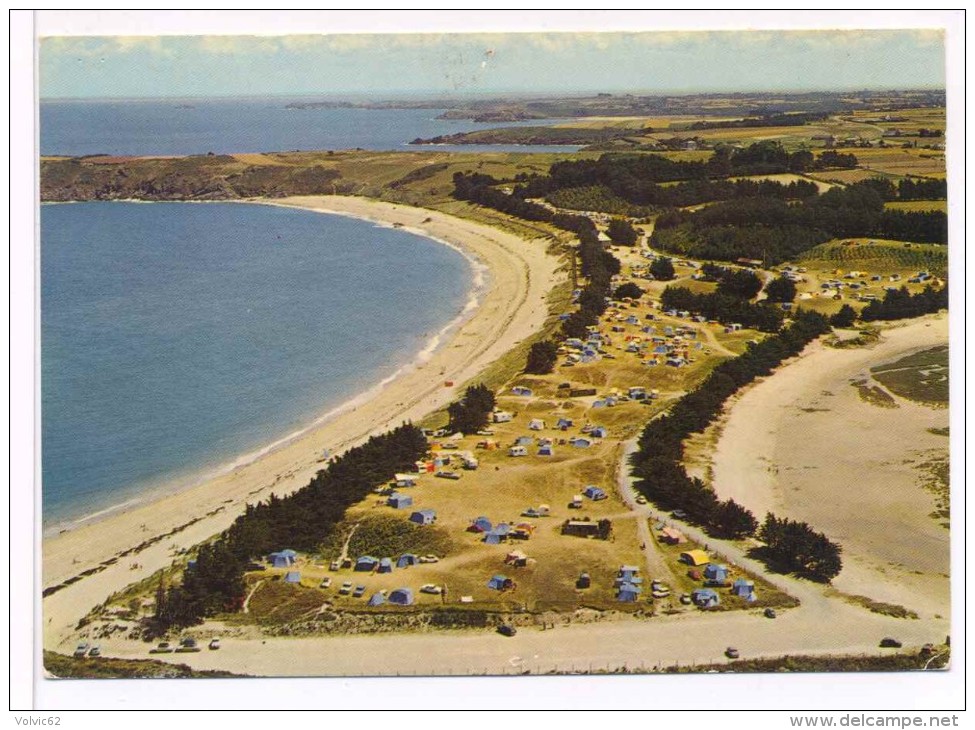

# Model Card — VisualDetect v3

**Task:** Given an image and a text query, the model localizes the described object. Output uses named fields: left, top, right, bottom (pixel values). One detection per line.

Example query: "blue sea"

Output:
left=40, top=98, right=579, bottom=156
left=41, top=201, right=473, bottom=528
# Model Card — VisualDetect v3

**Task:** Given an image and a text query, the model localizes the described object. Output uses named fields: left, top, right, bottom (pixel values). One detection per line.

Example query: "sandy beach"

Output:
left=710, top=314, right=950, bottom=616
left=41, top=195, right=563, bottom=648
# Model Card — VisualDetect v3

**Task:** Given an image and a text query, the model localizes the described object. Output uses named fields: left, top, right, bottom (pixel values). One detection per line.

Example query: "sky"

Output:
left=39, top=29, right=945, bottom=100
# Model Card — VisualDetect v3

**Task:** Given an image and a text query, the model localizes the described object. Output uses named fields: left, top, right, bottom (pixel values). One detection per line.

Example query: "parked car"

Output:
left=339, top=581, right=353, bottom=595
left=419, top=555, right=440, bottom=564
left=208, top=639, right=221, bottom=650
left=880, top=637, right=903, bottom=648
left=764, top=608, right=777, bottom=619
left=176, top=637, right=200, bottom=652
left=353, top=585, right=367, bottom=598
left=329, top=560, right=341, bottom=571
left=635, top=495, right=648, bottom=505
left=150, top=642, right=174, bottom=654
left=419, top=584, right=443, bottom=595
left=671, top=510, right=688, bottom=519
left=73, top=642, right=90, bottom=658
left=88, top=646, right=101, bottom=658
left=679, top=594, right=692, bottom=605
left=340, top=558, right=353, bottom=569
left=319, top=577, right=332, bottom=589
left=725, top=647, right=740, bottom=659
left=435, top=471, right=462, bottom=480
left=498, top=624, right=517, bottom=637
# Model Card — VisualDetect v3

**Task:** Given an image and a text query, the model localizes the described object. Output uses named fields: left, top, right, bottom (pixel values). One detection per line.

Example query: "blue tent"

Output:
left=268, top=551, right=296, bottom=568
left=732, top=578, right=755, bottom=598
left=556, top=418, right=574, bottom=429
left=487, top=575, right=512, bottom=591
left=409, top=509, right=437, bottom=526
left=538, top=444, right=554, bottom=456
left=570, top=438, right=592, bottom=448
left=591, top=427, right=608, bottom=438
left=378, top=557, right=393, bottom=574
left=494, top=523, right=511, bottom=535
left=592, top=399, right=607, bottom=408
left=387, top=493, right=414, bottom=509
left=692, top=588, right=721, bottom=607
left=355, top=556, right=379, bottom=572
left=388, top=588, right=414, bottom=606
left=471, top=516, right=492, bottom=533
left=397, top=554, right=418, bottom=569
left=583, top=486, right=606, bottom=500
left=512, top=386, right=533, bottom=397
left=704, top=564, right=729, bottom=582
left=284, top=571, right=301, bottom=584
left=367, top=592, right=385, bottom=606
left=617, top=582, right=641, bottom=602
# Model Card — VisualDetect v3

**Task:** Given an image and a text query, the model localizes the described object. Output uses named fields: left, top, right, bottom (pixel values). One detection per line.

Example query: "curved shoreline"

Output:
left=42, top=200, right=487, bottom=537
left=710, top=313, right=949, bottom=614
left=42, top=195, right=563, bottom=645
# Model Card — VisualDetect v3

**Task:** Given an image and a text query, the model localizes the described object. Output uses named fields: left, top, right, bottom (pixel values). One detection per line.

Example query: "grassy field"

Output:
left=850, top=147, right=946, bottom=179
left=885, top=199, right=948, bottom=213
left=796, top=239, right=948, bottom=278
left=871, top=345, right=949, bottom=406
left=730, top=172, right=838, bottom=193
left=198, top=244, right=798, bottom=633
left=44, top=651, right=244, bottom=678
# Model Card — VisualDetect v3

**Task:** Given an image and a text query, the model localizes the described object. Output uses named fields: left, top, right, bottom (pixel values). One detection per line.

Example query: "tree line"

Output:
left=447, top=384, right=497, bottom=434
left=860, top=284, right=948, bottom=322
left=631, top=309, right=844, bottom=581
left=688, top=112, right=828, bottom=130
left=660, top=286, right=786, bottom=332
left=652, top=179, right=947, bottom=264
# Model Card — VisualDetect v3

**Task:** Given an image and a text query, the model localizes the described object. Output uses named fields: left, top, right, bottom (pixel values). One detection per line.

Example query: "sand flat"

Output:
left=42, top=196, right=563, bottom=646
left=711, top=314, right=949, bottom=614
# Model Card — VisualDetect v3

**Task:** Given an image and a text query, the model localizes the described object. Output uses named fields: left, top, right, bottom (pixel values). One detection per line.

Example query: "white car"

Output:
left=339, top=581, right=353, bottom=595
left=319, top=577, right=332, bottom=589
left=418, top=555, right=440, bottom=564
left=635, top=495, right=648, bottom=505
left=420, top=584, right=443, bottom=595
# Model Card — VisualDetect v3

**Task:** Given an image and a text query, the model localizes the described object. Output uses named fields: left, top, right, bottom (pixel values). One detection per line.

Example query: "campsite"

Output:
left=40, top=86, right=950, bottom=677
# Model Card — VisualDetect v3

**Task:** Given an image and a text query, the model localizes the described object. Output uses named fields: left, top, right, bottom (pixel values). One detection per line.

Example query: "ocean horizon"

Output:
left=40, top=98, right=579, bottom=157
left=41, top=200, right=474, bottom=530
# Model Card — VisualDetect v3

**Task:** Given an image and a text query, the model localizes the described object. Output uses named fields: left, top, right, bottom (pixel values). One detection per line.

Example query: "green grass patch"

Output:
left=834, top=591, right=920, bottom=619
left=885, top=199, right=947, bottom=213
left=797, top=239, right=948, bottom=277
left=43, top=651, right=244, bottom=679
left=322, top=514, right=457, bottom=561
left=850, top=379, right=899, bottom=408
left=871, top=346, right=948, bottom=405
left=916, top=455, right=950, bottom=528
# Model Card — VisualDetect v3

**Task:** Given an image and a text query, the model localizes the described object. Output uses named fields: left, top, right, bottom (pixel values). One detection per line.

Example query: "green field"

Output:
left=871, top=346, right=949, bottom=405
left=885, top=199, right=948, bottom=213
left=797, top=239, right=948, bottom=277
